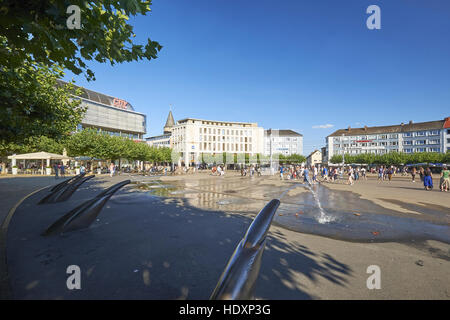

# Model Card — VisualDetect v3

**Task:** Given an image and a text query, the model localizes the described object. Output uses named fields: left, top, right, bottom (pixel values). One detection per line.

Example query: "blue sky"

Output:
left=63, top=0, right=450, bottom=156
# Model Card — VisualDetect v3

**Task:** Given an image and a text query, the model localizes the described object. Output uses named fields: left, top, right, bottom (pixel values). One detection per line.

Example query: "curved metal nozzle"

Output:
left=39, top=174, right=93, bottom=204
left=42, top=180, right=130, bottom=236
left=50, top=173, right=85, bottom=193
left=210, top=199, right=280, bottom=300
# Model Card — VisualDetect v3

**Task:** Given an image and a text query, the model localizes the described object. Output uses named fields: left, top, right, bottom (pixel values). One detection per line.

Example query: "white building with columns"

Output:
left=171, top=118, right=265, bottom=165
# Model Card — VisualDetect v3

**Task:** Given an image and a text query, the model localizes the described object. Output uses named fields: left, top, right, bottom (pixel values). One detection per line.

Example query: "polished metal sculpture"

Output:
left=210, top=199, right=280, bottom=300
left=42, top=180, right=131, bottom=236
left=49, top=173, right=84, bottom=192
left=39, top=174, right=94, bottom=204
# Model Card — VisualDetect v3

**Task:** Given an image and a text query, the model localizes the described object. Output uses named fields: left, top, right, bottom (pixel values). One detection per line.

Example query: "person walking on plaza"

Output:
left=378, top=166, right=384, bottom=181
left=303, top=166, right=310, bottom=184
left=279, top=166, right=284, bottom=180
left=440, top=165, right=449, bottom=192
left=109, top=163, right=115, bottom=177
left=419, top=167, right=424, bottom=182
left=411, top=167, right=417, bottom=182
left=348, top=167, right=354, bottom=185
left=313, top=166, right=318, bottom=183
left=217, top=165, right=222, bottom=176
left=322, top=166, right=328, bottom=182
left=60, top=163, right=65, bottom=178
left=53, top=163, right=59, bottom=179
left=332, top=168, right=338, bottom=182
left=361, top=167, right=367, bottom=180
left=423, top=167, right=433, bottom=190
left=387, top=167, right=393, bottom=182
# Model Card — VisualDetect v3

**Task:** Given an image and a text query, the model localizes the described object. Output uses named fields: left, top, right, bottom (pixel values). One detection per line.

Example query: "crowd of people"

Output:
left=275, top=163, right=450, bottom=192
left=239, top=165, right=262, bottom=177
left=40, top=157, right=450, bottom=193
left=408, top=165, right=449, bottom=192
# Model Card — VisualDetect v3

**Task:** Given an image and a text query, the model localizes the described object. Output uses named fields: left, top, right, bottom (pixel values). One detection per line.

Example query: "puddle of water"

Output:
left=126, top=177, right=450, bottom=244
left=274, top=184, right=449, bottom=243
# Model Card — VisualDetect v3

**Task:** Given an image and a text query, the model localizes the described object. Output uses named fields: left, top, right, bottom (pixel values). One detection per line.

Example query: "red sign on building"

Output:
left=113, top=98, right=128, bottom=109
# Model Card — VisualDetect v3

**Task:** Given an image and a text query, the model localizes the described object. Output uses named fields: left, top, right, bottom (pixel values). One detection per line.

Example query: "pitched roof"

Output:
left=265, top=129, right=303, bottom=137
left=164, top=111, right=175, bottom=128
left=327, top=119, right=447, bottom=137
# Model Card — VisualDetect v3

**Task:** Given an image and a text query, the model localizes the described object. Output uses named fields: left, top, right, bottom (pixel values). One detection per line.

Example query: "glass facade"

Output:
left=74, top=97, right=146, bottom=140
left=61, top=79, right=147, bottom=140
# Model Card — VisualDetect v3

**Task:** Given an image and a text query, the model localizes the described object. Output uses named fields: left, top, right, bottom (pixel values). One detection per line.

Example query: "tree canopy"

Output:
left=0, top=62, right=85, bottom=145
left=328, top=152, right=450, bottom=166
left=65, top=129, right=171, bottom=162
left=0, top=0, right=162, bottom=146
left=0, top=0, right=162, bottom=80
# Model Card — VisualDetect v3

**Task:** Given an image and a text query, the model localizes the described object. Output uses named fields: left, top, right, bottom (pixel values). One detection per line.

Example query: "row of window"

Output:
left=76, top=125, right=141, bottom=139
left=199, top=135, right=252, bottom=143
left=199, top=121, right=252, bottom=127
left=403, top=130, right=440, bottom=137
left=333, top=130, right=443, bottom=142
left=341, top=147, right=442, bottom=154
left=404, top=148, right=441, bottom=153
left=403, top=139, right=440, bottom=145
left=199, top=128, right=253, bottom=136
left=197, top=143, right=252, bottom=152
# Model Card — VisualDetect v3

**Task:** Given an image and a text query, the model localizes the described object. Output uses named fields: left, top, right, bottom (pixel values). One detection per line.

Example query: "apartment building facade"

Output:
left=326, top=117, right=450, bottom=162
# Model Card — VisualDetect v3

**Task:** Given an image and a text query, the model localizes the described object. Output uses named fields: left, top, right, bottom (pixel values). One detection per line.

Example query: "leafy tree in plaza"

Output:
left=0, top=134, right=67, bottom=157
left=287, top=153, right=306, bottom=164
left=0, top=0, right=162, bottom=81
left=0, top=61, right=85, bottom=145
left=443, top=151, right=450, bottom=163
left=329, top=155, right=343, bottom=164
left=158, top=147, right=173, bottom=163
left=277, top=153, right=286, bottom=164
left=65, top=128, right=98, bottom=157
left=0, top=0, right=161, bottom=148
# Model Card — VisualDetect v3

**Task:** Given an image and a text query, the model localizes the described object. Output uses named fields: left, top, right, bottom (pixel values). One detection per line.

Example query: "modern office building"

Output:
left=325, top=117, right=450, bottom=162
left=263, top=129, right=303, bottom=156
left=171, top=118, right=265, bottom=165
left=58, top=80, right=147, bottom=140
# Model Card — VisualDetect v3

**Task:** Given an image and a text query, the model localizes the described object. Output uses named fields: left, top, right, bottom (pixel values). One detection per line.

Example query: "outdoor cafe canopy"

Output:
left=7, top=152, right=72, bottom=173
left=7, top=151, right=72, bottom=162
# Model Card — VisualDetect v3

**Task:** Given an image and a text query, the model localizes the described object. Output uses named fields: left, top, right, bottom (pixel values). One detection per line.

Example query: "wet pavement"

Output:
left=3, top=174, right=450, bottom=299
left=131, top=176, right=450, bottom=244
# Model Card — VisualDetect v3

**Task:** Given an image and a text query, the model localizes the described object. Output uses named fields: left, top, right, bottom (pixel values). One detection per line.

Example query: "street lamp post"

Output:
left=342, top=133, right=345, bottom=165
left=269, top=129, right=273, bottom=175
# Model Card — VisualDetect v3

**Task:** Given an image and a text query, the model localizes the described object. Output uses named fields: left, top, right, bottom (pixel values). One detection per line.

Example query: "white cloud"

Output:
left=312, top=124, right=334, bottom=129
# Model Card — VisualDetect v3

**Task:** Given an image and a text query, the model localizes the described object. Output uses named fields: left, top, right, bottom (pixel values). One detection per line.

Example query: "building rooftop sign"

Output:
left=112, top=98, right=128, bottom=110
left=56, top=79, right=136, bottom=112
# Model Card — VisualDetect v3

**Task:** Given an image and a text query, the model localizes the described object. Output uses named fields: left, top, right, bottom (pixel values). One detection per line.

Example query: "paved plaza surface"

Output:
left=0, top=172, right=449, bottom=299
